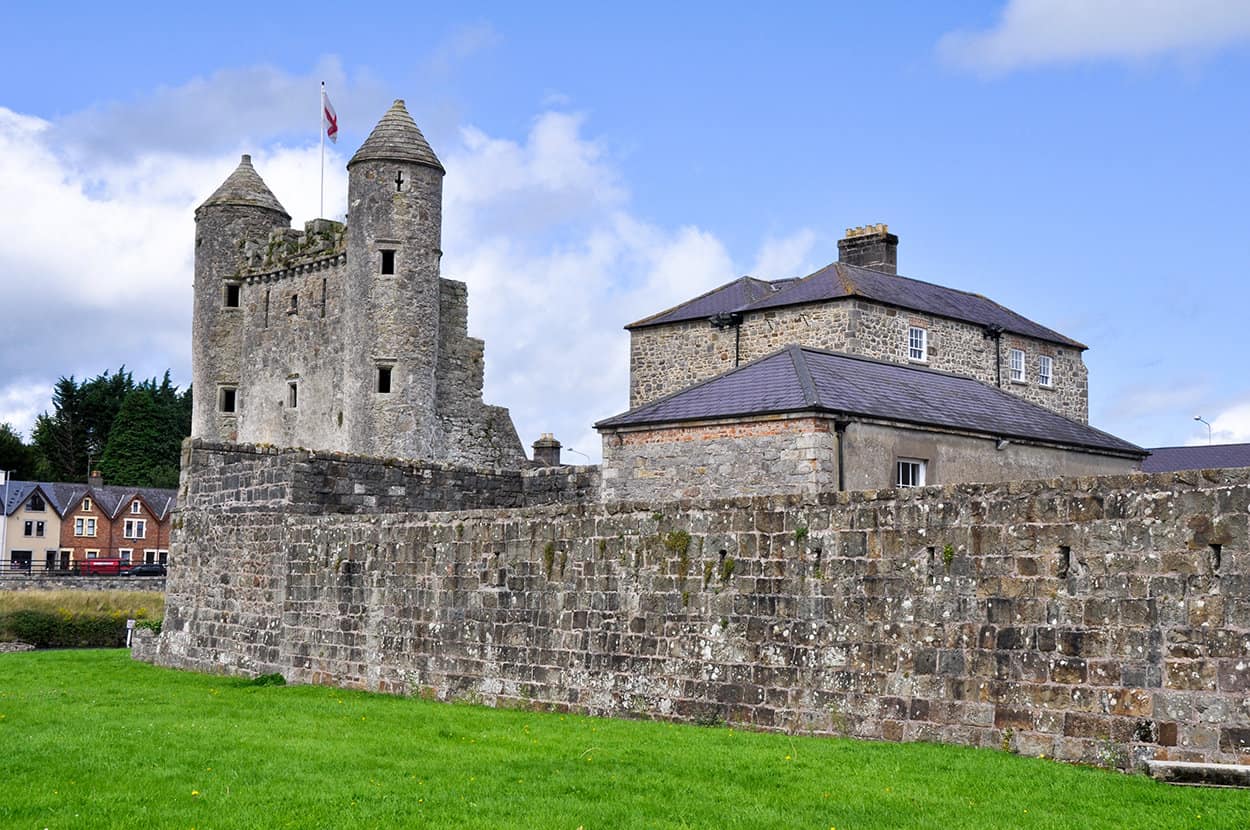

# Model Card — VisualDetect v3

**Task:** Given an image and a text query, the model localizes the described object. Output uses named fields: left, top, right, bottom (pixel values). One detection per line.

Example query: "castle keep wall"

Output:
left=629, top=301, right=1088, bottom=423
left=152, top=442, right=1250, bottom=767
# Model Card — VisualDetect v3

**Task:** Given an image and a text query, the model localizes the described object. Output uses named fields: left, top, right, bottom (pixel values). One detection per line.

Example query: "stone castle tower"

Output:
left=191, top=100, right=527, bottom=467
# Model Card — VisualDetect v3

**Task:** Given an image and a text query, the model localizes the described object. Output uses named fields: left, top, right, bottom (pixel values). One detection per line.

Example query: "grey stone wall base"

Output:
left=1146, top=760, right=1250, bottom=787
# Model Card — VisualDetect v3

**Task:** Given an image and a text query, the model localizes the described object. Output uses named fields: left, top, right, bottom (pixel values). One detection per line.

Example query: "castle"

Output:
left=191, top=101, right=526, bottom=468
left=140, top=98, right=1250, bottom=770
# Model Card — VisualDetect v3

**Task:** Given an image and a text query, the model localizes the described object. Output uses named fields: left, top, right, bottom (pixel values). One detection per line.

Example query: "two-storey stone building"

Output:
left=600, top=225, right=1142, bottom=500
left=627, top=225, right=1088, bottom=423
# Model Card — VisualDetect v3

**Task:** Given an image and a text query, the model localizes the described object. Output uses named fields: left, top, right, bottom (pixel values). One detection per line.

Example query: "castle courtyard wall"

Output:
left=149, top=442, right=1250, bottom=767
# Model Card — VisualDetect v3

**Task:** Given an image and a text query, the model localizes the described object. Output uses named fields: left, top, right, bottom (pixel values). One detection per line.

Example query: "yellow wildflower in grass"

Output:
left=191, top=790, right=200, bottom=797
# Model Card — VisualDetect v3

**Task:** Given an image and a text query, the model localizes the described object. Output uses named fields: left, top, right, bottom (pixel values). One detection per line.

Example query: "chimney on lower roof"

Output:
left=837, top=223, right=898, bottom=274
left=532, top=433, right=562, bottom=467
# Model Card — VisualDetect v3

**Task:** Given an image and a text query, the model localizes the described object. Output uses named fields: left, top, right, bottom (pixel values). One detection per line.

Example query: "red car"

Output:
left=80, top=558, right=124, bottom=575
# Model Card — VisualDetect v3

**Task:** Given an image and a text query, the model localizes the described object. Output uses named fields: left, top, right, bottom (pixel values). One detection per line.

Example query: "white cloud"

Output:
left=750, top=229, right=819, bottom=279
left=1200, top=401, right=1250, bottom=444
left=939, top=0, right=1250, bottom=74
left=442, top=113, right=736, bottom=458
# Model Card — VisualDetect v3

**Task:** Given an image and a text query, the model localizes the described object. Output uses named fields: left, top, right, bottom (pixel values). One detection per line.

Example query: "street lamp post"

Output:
left=1194, top=416, right=1212, bottom=445
left=0, top=470, right=10, bottom=573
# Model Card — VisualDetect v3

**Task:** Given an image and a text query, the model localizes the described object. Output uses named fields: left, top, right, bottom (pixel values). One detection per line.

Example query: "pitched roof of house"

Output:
left=626, top=276, right=795, bottom=328
left=596, top=345, right=1143, bottom=456
left=348, top=99, right=445, bottom=172
left=1142, top=443, right=1250, bottom=473
left=2, top=481, right=39, bottom=516
left=198, top=154, right=291, bottom=218
left=627, top=261, right=1085, bottom=349
left=3, top=481, right=177, bottom=519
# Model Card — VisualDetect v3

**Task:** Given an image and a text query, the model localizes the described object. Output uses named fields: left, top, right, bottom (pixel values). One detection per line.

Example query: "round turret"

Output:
left=341, top=100, right=445, bottom=459
left=191, top=155, right=292, bottom=442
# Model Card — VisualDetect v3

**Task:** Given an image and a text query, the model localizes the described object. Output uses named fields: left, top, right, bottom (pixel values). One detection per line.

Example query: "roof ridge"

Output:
left=624, top=275, right=761, bottom=329
left=788, top=345, right=821, bottom=408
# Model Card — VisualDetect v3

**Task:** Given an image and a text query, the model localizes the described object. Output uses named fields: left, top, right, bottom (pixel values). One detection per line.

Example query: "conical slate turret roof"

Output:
left=348, top=99, right=444, bottom=172
left=198, top=154, right=291, bottom=218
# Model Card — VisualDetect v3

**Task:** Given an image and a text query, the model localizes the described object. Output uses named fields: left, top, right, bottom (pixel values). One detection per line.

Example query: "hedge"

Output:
left=0, top=610, right=130, bottom=649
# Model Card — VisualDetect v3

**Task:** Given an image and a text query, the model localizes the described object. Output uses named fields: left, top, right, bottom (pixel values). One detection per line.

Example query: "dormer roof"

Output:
left=348, top=99, right=445, bottom=173
left=197, top=154, right=291, bottom=219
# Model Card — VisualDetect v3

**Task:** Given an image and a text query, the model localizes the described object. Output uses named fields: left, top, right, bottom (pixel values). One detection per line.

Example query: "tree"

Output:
left=31, top=367, right=135, bottom=482
left=99, top=388, right=182, bottom=488
left=0, top=423, right=37, bottom=480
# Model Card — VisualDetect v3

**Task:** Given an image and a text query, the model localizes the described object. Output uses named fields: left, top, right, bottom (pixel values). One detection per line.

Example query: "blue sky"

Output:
left=1, top=1, right=1248, bottom=459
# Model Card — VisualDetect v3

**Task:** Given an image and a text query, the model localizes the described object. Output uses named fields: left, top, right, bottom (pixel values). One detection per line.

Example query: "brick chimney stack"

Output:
left=837, top=223, right=898, bottom=274
left=88, top=470, right=103, bottom=487
left=532, top=433, right=562, bottom=466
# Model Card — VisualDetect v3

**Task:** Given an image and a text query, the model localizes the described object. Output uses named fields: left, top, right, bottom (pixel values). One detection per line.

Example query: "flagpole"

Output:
left=319, top=81, right=326, bottom=219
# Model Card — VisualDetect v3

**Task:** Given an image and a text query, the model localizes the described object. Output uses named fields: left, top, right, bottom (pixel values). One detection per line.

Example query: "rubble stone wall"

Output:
left=150, top=443, right=1250, bottom=767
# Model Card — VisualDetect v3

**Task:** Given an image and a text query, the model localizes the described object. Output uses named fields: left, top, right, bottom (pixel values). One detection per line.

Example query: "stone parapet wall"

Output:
left=153, top=449, right=1250, bottom=767
left=180, top=440, right=598, bottom=514
left=0, top=575, right=165, bottom=592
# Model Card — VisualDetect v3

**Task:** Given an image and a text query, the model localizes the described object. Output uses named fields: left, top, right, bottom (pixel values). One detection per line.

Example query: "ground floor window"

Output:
left=120, top=549, right=132, bottom=564
left=159, top=550, right=169, bottom=566
left=9, top=551, right=32, bottom=570
left=896, top=458, right=927, bottom=488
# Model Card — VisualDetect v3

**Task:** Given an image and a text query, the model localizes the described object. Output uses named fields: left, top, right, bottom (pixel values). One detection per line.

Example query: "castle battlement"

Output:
left=190, top=100, right=527, bottom=469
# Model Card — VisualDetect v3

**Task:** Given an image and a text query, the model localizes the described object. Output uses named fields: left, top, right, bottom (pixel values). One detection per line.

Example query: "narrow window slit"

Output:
left=1057, top=545, right=1071, bottom=580
left=381, top=249, right=396, bottom=275
left=1210, top=543, right=1222, bottom=573
left=377, top=366, right=392, bottom=394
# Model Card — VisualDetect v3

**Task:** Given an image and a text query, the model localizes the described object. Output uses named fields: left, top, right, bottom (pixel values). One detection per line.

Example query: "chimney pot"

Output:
left=838, top=223, right=898, bottom=274
left=532, top=433, right=562, bottom=467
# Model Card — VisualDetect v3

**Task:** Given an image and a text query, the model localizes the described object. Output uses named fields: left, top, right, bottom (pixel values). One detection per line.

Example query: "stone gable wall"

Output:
left=629, top=300, right=1088, bottom=423
left=601, top=417, right=837, bottom=501
left=150, top=443, right=1250, bottom=767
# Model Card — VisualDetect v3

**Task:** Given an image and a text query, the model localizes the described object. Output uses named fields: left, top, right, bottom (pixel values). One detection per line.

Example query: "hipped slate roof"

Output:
left=1143, top=443, right=1250, bottom=473
left=628, top=262, right=1085, bottom=349
left=198, top=155, right=291, bottom=218
left=596, top=346, right=1144, bottom=456
left=348, top=99, right=445, bottom=172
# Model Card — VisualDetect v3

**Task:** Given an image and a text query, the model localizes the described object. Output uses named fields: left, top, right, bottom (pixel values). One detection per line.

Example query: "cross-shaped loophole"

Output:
left=394, top=170, right=405, bottom=192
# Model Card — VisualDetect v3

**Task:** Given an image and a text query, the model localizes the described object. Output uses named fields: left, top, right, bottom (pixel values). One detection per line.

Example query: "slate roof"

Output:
left=2, top=481, right=176, bottom=518
left=1143, top=443, right=1250, bottom=473
left=349, top=99, right=445, bottom=172
left=2, top=481, right=39, bottom=516
left=627, top=276, right=796, bottom=328
left=627, top=261, right=1085, bottom=349
left=596, top=346, right=1144, bottom=456
left=198, top=154, right=291, bottom=218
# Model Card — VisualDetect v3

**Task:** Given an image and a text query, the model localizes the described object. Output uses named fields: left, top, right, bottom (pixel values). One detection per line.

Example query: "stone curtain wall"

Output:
left=153, top=445, right=1250, bottom=766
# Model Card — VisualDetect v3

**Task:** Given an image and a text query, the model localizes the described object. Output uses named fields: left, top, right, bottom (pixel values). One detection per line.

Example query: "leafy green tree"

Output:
left=99, top=388, right=182, bottom=488
left=0, top=423, right=37, bottom=480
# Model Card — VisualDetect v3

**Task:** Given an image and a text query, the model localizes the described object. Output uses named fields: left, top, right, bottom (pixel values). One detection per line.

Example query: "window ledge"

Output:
left=1010, top=379, right=1028, bottom=386
left=908, top=358, right=929, bottom=366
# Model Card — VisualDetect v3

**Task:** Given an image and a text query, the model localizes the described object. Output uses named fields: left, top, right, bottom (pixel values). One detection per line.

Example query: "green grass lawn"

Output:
left=1, top=651, right=1246, bottom=829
